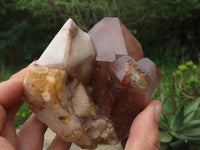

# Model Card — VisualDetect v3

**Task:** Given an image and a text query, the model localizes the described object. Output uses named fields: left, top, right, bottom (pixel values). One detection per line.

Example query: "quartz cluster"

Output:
left=23, top=17, right=162, bottom=149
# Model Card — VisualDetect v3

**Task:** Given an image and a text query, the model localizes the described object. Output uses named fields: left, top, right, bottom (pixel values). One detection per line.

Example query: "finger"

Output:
left=0, top=120, right=18, bottom=148
left=47, top=135, right=71, bottom=150
left=7, top=101, right=24, bottom=122
left=0, top=137, right=15, bottom=150
left=0, top=105, right=6, bottom=132
left=0, top=101, right=24, bottom=147
left=0, top=103, right=22, bottom=148
left=0, top=90, right=24, bottom=148
left=124, top=100, right=162, bottom=150
left=18, top=114, right=47, bottom=150
left=0, top=78, right=24, bottom=109
left=0, top=61, right=35, bottom=109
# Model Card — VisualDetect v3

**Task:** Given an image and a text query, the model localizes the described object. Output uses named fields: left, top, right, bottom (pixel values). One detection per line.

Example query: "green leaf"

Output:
left=159, top=82, right=176, bottom=127
left=170, top=131, right=200, bottom=142
left=160, top=131, right=173, bottom=143
left=184, top=97, right=200, bottom=123
left=159, top=82, right=167, bottom=103
left=159, top=83, right=174, bottom=114
left=183, top=127, right=200, bottom=137
left=159, top=115, right=169, bottom=130
left=163, top=98, right=174, bottom=114
left=170, top=105, right=184, bottom=131
left=181, top=120, right=200, bottom=130
left=161, top=97, right=175, bottom=129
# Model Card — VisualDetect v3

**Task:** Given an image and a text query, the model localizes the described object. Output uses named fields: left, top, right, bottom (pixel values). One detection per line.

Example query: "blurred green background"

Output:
left=0, top=0, right=200, bottom=149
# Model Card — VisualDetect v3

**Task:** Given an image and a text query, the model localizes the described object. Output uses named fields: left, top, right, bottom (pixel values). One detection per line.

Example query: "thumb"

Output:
left=125, top=100, right=162, bottom=150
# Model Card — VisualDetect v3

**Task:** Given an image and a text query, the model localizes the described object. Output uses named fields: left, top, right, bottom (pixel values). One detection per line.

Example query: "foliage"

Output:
left=0, top=63, right=14, bottom=81
left=0, top=0, right=200, bottom=67
left=0, top=0, right=59, bottom=66
left=173, top=60, right=200, bottom=101
left=158, top=54, right=200, bottom=150
left=14, top=103, right=32, bottom=127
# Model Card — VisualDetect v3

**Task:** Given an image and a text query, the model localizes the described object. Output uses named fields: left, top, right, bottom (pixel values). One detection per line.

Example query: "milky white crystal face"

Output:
left=36, top=18, right=96, bottom=84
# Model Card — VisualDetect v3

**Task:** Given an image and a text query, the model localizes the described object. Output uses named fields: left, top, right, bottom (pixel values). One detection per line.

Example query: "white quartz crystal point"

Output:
left=36, top=18, right=96, bottom=84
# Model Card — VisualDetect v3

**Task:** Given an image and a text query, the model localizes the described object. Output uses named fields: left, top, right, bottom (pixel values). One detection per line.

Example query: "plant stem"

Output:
left=75, top=5, right=87, bottom=31
left=90, top=0, right=97, bottom=23
left=174, top=83, right=194, bottom=100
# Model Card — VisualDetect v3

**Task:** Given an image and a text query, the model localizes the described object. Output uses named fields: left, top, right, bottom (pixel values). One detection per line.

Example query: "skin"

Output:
left=0, top=62, right=162, bottom=150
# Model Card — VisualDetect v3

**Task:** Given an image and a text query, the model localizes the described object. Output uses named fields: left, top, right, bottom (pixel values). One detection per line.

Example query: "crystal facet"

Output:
left=89, top=17, right=143, bottom=62
left=37, top=18, right=96, bottom=84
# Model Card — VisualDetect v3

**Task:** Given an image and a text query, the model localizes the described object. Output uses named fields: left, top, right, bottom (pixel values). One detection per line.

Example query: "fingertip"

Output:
left=129, top=100, right=161, bottom=136
left=153, top=101, right=162, bottom=122
left=145, top=100, right=162, bottom=123
left=125, top=100, right=161, bottom=150
left=151, top=100, right=162, bottom=107
left=0, top=79, right=24, bottom=109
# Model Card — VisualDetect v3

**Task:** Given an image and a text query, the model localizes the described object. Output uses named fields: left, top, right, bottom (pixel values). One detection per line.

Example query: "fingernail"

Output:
left=154, top=103, right=162, bottom=122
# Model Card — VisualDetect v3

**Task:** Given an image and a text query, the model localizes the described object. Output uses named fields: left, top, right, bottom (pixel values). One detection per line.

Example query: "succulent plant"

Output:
left=159, top=55, right=200, bottom=149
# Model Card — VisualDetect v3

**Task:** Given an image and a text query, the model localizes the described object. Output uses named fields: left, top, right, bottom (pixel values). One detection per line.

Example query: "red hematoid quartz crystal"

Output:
left=89, top=17, right=162, bottom=141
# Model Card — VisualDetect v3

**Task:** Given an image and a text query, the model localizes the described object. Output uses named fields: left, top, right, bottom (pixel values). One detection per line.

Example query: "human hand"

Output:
left=0, top=62, right=71, bottom=150
left=125, top=100, right=162, bottom=150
